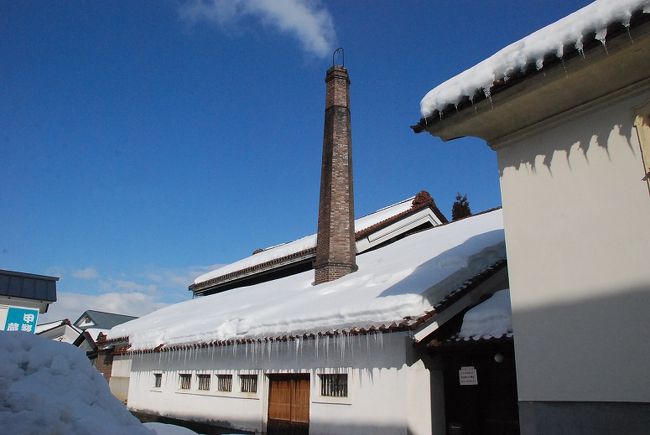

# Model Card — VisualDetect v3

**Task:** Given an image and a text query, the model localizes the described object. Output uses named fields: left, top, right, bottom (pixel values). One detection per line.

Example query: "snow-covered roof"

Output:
left=458, top=289, right=512, bottom=340
left=35, top=319, right=75, bottom=335
left=110, top=209, right=505, bottom=351
left=192, top=192, right=446, bottom=291
left=85, top=328, right=110, bottom=341
left=419, top=0, right=650, bottom=118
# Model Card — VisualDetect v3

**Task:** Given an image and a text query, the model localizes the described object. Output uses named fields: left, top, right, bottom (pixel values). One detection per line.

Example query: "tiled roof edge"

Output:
left=122, top=259, right=507, bottom=353
left=191, top=191, right=450, bottom=293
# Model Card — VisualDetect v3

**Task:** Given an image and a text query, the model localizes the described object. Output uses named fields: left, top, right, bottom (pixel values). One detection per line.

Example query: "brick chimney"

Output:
left=314, top=59, right=357, bottom=285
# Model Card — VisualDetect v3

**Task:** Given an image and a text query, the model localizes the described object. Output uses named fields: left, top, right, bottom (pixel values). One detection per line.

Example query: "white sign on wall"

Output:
left=459, top=366, right=478, bottom=386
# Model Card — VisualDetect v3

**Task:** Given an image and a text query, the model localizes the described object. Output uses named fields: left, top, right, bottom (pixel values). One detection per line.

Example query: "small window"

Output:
left=320, top=374, right=347, bottom=397
left=217, top=374, right=232, bottom=392
left=179, top=374, right=192, bottom=390
left=103, top=352, right=114, bottom=366
left=197, top=374, right=211, bottom=391
left=154, top=373, right=162, bottom=388
left=240, top=374, right=258, bottom=393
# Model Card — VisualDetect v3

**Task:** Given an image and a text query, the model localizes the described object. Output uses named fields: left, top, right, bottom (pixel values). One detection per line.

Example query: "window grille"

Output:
left=197, top=374, right=211, bottom=391
left=320, top=374, right=348, bottom=397
left=240, top=374, right=258, bottom=393
left=179, top=374, right=192, bottom=390
left=217, top=374, right=232, bottom=392
left=154, top=373, right=162, bottom=388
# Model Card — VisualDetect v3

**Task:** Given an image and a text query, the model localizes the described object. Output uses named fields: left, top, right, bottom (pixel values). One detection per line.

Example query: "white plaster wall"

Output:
left=496, top=86, right=650, bottom=402
left=112, top=355, right=132, bottom=377
left=37, top=325, right=79, bottom=343
left=127, top=331, right=439, bottom=435
left=110, top=355, right=133, bottom=402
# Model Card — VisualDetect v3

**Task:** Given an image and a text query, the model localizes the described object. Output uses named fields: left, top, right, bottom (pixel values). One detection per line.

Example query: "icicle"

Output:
left=595, top=28, right=608, bottom=55
left=326, top=335, right=330, bottom=361
left=482, top=87, right=493, bottom=109
left=575, top=36, right=585, bottom=58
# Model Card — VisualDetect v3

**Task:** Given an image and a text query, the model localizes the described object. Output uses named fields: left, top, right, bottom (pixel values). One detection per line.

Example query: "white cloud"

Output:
left=71, top=266, right=99, bottom=280
left=38, top=263, right=220, bottom=324
left=39, top=291, right=167, bottom=324
left=180, top=0, right=336, bottom=58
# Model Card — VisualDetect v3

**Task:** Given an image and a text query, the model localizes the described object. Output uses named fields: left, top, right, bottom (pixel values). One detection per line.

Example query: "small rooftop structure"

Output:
left=73, top=310, right=137, bottom=331
left=0, top=269, right=58, bottom=313
left=191, top=191, right=447, bottom=296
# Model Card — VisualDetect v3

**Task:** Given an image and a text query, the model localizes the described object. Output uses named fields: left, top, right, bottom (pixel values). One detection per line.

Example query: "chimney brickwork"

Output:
left=314, top=65, right=357, bottom=284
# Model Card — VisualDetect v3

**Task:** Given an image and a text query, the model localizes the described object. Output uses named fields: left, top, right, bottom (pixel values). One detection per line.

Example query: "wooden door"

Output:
left=268, top=374, right=310, bottom=435
left=443, top=347, right=519, bottom=435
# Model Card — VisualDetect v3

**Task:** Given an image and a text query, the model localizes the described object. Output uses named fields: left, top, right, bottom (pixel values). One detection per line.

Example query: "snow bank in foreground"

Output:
left=0, top=332, right=152, bottom=435
left=459, top=289, right=512, bottom=339
left=144, top=422, right=199, bottom=435
left=420, top=0, right=650, bottom=117
left=111, top=209, right=505, bottom=350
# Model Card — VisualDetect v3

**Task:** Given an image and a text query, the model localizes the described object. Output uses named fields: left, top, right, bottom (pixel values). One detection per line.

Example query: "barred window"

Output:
left=154, top=373, right=162, bottom=388
left=179, top=374, right=192, bottom=390
left=240, top=375, right=258, bottom=393
left=197, top=374, right=211, bottom=391
left=320, top=374, right=347, bottom=397
left=217, top=375, right=232, bottom=392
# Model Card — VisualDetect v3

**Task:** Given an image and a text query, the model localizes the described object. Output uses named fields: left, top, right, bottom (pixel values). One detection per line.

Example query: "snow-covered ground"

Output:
left=111, top=209, right=505, bottom=350
left=0, top=331, right=196, bottom=435
left=420, top=0, right=650, bottom=117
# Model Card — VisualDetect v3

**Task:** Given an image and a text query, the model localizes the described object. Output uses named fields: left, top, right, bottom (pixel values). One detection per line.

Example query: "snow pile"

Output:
left=143, top=422, right=199, bottom=435
left=459, top=289, right=512, bottom=339
left=0, top=332, right=152, bottom=435
left=194, top=196, right=415, bottom=284
left=111, top=209, right=505, bottom=350
left=420, top=0, right=650, bottom=117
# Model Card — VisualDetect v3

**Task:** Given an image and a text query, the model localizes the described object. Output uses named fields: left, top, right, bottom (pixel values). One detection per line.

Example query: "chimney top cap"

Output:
left=332, top=47, right=344, bottom=67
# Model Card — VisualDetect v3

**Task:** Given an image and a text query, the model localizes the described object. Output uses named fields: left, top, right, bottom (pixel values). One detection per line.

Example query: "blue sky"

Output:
left=1, top=0, right=591, bottom=322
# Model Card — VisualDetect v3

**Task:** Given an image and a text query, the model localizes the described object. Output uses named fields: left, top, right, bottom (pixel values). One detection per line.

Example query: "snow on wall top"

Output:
left=459, top=289, right=512, bottom=339
left=420, top=0, right=650, bottom=118
left=110, top=209, right=505, bottom=350
left=193, top=196, right=416, bottom=285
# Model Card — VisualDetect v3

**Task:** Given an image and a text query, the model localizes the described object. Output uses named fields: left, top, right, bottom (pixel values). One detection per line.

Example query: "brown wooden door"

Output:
left=268, top=374, right=310, bottom=435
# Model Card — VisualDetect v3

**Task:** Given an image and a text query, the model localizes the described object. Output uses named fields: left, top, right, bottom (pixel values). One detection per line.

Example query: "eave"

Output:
left=190, top=194, right=447, bottom=296
left=412, top=12, right=650, bottom=146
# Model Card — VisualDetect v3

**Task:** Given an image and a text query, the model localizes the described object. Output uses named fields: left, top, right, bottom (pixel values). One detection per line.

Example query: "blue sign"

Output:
left=4, top=306, right=39, bottom=333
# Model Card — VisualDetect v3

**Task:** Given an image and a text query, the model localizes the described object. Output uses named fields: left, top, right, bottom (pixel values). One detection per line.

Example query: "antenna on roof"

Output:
left=332, top=47, right=344, bottom=67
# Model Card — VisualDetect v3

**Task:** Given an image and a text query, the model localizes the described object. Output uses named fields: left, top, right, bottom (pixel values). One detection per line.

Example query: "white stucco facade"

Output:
left=126, top=331, right=444, bottom=435
left=494, top=84, right=650, bottom=403
left=110, top=355, right=132, bottom=403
